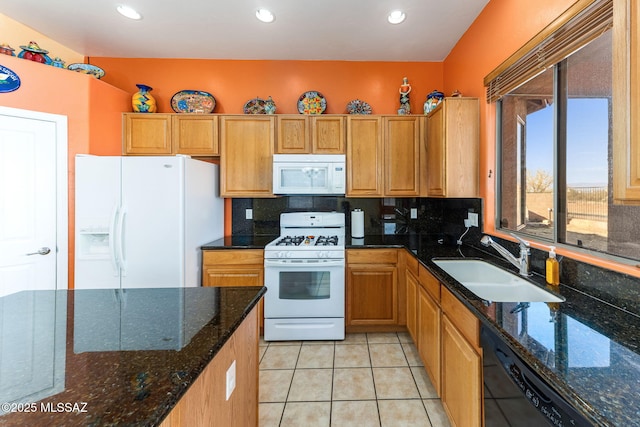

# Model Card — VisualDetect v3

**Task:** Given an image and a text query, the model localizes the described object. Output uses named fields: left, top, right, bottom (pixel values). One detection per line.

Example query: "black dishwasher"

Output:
left=481, top=325, right=593, bottom=426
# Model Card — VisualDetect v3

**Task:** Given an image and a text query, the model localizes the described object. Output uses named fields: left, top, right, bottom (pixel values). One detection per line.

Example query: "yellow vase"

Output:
left=132, top=84, right=157, bottom=113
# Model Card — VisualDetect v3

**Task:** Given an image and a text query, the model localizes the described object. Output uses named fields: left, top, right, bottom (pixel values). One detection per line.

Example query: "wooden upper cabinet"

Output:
left=172, top=115, right=219, bottom=156
left=347, top=116, right=384, bottom=196
left=123, top=113, right=218, bottom=156
left=276, top=115, right=345, bottom=154
left=312, top=116, right=345, bottom=153
left=220, top=116, right=275, bottom=197
left=123, top=114, right=172, bottom=155
left=276, top=116, right=309, bottom=153
left=426, top=98, right=479, bottom=197
left=613, top=0, right=640, bottom=204
left=384, top=116, right=422, bottom=196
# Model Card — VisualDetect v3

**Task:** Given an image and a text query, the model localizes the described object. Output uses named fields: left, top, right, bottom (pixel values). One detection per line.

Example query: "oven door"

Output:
left=264, top=258, right=344, bottom=318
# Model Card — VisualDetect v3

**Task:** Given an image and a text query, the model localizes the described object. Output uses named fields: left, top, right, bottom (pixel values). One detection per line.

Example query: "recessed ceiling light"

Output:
left=117, top=5, right=142, bottom=20
left=388, top=10, right=406, bottom=24
left=256, top=8, right=275, bottom=23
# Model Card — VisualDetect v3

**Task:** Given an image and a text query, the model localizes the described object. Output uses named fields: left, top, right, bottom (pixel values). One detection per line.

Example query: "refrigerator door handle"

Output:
left=116, top=207, right=127, bottom=276
left=109, top=204, right=120, bottom=276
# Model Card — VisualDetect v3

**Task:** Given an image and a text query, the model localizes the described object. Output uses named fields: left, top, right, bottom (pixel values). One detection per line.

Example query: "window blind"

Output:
left=484, top=0, right=613, bottom=103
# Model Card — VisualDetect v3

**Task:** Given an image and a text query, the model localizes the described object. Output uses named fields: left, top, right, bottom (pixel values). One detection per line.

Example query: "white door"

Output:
left=0, top=107, right=67, bottom=297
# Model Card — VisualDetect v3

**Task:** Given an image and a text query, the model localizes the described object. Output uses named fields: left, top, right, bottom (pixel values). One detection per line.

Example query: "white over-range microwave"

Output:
left=273, top=154, right=346, bottom=195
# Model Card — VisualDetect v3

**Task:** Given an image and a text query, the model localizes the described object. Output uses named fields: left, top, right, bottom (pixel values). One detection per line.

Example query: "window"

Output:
left=496, top=21, right=640, bottom=262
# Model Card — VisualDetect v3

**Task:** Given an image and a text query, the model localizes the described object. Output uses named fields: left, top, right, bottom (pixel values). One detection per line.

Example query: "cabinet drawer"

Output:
left=441, top=287, right=479, bottom=348
left=418, top=264, right=440, bottom=302
left=347, top=249, right=398, bottom=264
left=203, top=249, right=264, bottom=266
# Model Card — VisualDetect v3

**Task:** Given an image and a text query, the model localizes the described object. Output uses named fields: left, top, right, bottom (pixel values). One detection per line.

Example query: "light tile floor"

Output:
left=259, top=332, right=452, bottom=427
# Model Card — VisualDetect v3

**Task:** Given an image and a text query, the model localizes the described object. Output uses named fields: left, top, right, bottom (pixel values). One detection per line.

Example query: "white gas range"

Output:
left=263, top=212, right=345, bottom=341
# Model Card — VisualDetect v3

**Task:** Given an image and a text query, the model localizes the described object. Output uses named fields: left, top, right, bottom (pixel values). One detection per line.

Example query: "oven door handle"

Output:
left=264, top=259, right=345, bottom=267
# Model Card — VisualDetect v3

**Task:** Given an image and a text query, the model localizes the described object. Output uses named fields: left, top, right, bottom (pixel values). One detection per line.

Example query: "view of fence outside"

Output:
left=566, top=186, right=608, bottom=221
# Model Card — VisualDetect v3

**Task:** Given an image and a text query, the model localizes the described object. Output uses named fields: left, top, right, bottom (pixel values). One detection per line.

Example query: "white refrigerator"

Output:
left=74, top=155, right=223, bottom=289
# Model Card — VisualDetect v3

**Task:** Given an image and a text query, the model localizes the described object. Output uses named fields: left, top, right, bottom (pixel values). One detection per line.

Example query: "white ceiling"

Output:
left=2, top=0, right=489, bottom=62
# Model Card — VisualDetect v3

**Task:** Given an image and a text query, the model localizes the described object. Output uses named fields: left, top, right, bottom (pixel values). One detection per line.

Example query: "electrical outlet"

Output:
left=226, top=360, right=236, bottom=401
left=245, top=209, right=253, bottom=220
left=468, top=212, right=479, bottom=227
left=410, top=208, right=418, bottom=219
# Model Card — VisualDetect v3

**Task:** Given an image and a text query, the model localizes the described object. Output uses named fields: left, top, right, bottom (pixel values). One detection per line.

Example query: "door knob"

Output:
left=26, top=247, right=51, bottom=256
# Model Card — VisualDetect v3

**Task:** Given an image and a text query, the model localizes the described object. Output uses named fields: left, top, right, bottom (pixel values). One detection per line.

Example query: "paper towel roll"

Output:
left=351, top=209, right=364, bottom=238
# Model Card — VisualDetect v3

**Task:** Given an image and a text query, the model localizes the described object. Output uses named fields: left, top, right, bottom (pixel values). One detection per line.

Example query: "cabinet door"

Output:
left=347, top=116, right=383, bottom=196
left=220, top=116, right=274, bottom=197
left=384, top=116, right=422, bottom=196
left=406, top=268, right=418, bottom=342
left=613, top=0, right=640, bottom=203
left=312, top=116, right=345, bottom=153
left=172, top=115, right=219, bottom=155
left=417, top=285, right=441, bottom=395
left=346, top=264, right=398, bottom=326
left=123, top=114, right=172, bottom=155
left=426, top=106, right=446, bottom=196
left=441, top=314, right=482, bottom=427
left=276, top=116, right=309, bottom=153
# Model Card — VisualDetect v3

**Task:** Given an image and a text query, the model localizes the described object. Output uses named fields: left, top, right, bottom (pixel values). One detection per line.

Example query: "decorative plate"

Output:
left=346, top=99, right=372, bottom=115
left=67, top=63, right=105, bottom=79
left=297, top=91, right=326, bottom=114
left=171, top=90, right=216, bottom=113
left=244, top=97, right=266, bottom=114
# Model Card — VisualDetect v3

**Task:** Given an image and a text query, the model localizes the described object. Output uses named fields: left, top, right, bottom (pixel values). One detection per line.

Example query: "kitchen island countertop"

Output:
left=0, top=286, right=265, bottom=426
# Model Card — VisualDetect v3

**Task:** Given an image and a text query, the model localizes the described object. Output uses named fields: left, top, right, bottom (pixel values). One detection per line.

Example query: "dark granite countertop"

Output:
left=0, top=286, right=265, bottom=426
left=201, top=233, right=640, bottom=426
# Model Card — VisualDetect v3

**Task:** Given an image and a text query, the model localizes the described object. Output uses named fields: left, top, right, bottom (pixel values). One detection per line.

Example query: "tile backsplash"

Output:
left=231, top=196, right=483, bottom=240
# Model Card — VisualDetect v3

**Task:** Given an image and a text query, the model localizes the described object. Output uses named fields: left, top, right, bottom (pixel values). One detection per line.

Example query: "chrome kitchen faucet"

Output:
left=480, top=234, right=531, bottom=277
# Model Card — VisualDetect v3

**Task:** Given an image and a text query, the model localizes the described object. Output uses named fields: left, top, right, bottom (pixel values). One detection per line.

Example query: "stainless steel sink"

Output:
left=432, top=259, right=564, bottom=303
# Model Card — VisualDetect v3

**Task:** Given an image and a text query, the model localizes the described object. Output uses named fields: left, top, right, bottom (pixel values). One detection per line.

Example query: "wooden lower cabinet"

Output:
left=417, top=284, right=441, bottom=395
left=405, top=268, right=418, bottom=342
left=346, top=249, right=399, bottom=331
left=202, top=250, right=264, bottom=329
left=160, top=307, right=259, bottom=427
left=440, top=288, right=482, bottom=427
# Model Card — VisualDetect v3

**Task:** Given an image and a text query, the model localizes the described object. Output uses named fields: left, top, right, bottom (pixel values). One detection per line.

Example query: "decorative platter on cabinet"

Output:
left=170, top=90, right=216, bottom=113
left=297, top=91, right=326, bottom=114
left=346, top=99, right=372, bottom=114
left=243, top=97, right=266, bottom=114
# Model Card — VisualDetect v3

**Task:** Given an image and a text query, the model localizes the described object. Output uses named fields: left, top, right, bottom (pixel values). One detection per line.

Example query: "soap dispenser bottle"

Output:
left=546, top=246, right=560, bottom=285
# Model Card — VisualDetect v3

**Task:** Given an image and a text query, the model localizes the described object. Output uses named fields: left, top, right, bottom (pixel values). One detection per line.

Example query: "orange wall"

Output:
left=90, top=58, right=444, bottom=115
left=443, top=0, right=640, bottom=278
left=0, top=55, right=130, bottom=286
left=443, top=0, right=578, bottom=230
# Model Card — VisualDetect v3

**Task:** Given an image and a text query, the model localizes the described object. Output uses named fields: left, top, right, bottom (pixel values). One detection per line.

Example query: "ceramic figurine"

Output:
left=0, top=44, right=15, bottom=56
left=399, top=77, right=412, bottom=114
left=51, top=57, right=66, bottom=68
left=264, top=96, right=276, bottom=114
left=17, top=41, right=52, bottom=64
left=424, top=89, right=445, bottom=114
left=132, top=84, right=157, bottom=113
